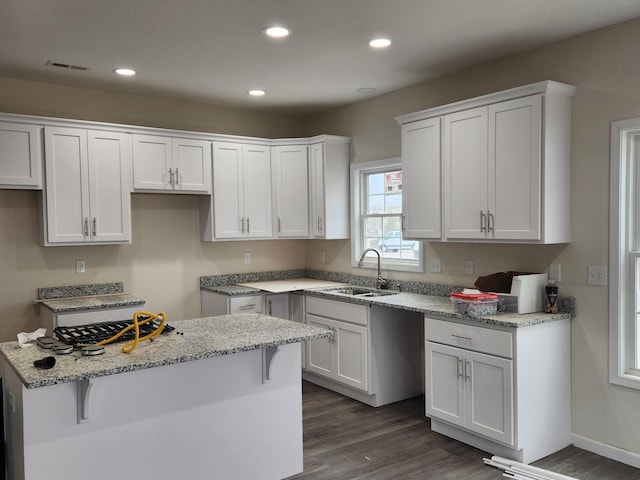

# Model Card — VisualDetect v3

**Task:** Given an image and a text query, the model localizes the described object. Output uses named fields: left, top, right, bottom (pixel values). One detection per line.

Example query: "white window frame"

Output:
left=350, top=158, right=424, bottom=273
left=610, top=118, right=640, bottom=389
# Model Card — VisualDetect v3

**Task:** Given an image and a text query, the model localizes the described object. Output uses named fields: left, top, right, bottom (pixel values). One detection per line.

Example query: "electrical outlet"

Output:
left=429, top=258, right=442, bottom=273
left=465, top=260, right=474, bottom=274
left=76, top=260, right=86, bottom=274
left=243, top=253, right=251, bottom=265
left=587, top=265, right=608, bottom=286
left=549, top=263, right=562, bottom=283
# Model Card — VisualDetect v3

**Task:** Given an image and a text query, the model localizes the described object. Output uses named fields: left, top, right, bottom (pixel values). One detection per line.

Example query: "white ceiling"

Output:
left=2, top=0, right=640, bottom=115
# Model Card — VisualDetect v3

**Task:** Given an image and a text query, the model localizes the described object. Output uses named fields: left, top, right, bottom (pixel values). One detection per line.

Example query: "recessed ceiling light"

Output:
left=368, top=38, right=391, bottom=49
left=248, top=89, right=266, bottom=97
left=114, top=67, right=136, bottom=76
left=264, top=26, right=290, bottom=38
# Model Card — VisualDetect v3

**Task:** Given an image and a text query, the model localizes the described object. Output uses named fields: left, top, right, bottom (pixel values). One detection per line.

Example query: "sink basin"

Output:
left=316, top=286, right=398, bottom=297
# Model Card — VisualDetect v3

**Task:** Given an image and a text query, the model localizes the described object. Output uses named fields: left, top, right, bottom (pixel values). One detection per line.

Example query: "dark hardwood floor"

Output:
left=289, top=381, right=640, bottom=480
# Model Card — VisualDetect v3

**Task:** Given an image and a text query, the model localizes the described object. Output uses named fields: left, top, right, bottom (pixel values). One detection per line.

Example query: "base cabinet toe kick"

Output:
left=424, top=315, right=571, bottom=464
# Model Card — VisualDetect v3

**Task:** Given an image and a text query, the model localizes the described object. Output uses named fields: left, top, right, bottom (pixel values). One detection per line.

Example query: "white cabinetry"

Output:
left=424, top=315, right=570, bottom=463
left=201, top=142, right=272, bottom=240
left=396, top=80, right=575, bottom=244
left=201, top=290, right=264, bottom=317
left=43, top=127, right=131, bottom=245
left=309, top=137, right=350, bottom=239
left=304, top=296, right=422, bottom=407
left=132, top=134, right=211, bottom=193
left=272, top=145, right=309, bottom=237
left=265, top=293, right=290, bottom=319
left=401, top=117, right=441, bottom=239
left=0, top=121, right=42, bottom=189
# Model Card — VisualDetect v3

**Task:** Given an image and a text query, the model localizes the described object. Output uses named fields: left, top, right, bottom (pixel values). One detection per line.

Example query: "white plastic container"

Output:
left=450, top=292, right=499, bottom=317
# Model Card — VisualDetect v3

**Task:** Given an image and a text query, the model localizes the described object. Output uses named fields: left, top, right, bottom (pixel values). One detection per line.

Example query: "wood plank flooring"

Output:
left=289, top=381, right=640, bottom=480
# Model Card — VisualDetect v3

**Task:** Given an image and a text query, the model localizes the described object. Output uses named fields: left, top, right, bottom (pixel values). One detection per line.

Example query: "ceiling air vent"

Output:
left=46, top=60, right=90, bottom=72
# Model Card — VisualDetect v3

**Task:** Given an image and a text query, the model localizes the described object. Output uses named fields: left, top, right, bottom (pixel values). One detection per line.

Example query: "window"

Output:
left=610, top=118, right=640, bottom=389
left=351, top=158, right=423, bottom=272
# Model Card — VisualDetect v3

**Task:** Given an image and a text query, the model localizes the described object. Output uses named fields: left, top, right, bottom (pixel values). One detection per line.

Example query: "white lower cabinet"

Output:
left=201, top=291, right=263, bottom=317
left=265, top=293, right=290, bottom=319
left=424, top=315, right=570, bottom=464
left=304, top=296, right=422, bottom=407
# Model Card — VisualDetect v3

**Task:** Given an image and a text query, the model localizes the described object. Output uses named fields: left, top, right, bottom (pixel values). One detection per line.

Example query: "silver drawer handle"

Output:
left=451, top=334, right=472, bottom=341
left=239, top=304, right=256, bottom=310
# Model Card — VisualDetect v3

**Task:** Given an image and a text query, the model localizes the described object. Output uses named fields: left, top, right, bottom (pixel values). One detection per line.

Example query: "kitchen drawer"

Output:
left=55, top=306, right=142, bottom=327
left=425, top=316, right=512, bottom=358
left=229, top=295, right=264, bottom=314
left=305, top=296, right=368, bottom=326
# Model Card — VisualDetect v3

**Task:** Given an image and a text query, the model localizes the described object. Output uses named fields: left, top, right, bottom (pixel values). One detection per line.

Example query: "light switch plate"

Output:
left=587, top=265, right=607, bottom=286
left=429, top=258, right=441, bottom=273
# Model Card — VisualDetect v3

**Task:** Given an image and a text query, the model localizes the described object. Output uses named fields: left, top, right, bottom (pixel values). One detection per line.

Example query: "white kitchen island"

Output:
left=0, top=314, right=330, bottom=480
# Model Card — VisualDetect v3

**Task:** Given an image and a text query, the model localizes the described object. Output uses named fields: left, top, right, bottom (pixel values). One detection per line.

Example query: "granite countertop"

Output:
left=39, top=294, right=146, bottom=313
left=0, top=314, right=331, bottom=389
left=303, top=289, right=569, bottom=328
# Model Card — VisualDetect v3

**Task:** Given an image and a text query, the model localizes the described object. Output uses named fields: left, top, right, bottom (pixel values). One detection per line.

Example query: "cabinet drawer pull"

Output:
left=457, top=358, right=463, bottom=379
left=239, top=304, right=257, bottom=310
left=480, top=211, right=486, bottom=232
left=83, top=218, right=89, bottom=237
left=488, top=211, right=494, bottom=233
left=451, top=333, right=472, bottom=341
left=465, top=360, right=471, bottom=382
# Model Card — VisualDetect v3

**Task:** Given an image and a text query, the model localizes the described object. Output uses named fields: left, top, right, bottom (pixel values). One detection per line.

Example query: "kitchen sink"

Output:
left=316, top=286, right=399, bottom=297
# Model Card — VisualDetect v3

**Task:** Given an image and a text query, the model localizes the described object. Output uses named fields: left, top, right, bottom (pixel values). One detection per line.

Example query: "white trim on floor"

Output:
left=571, top=434, right=640, bottom=469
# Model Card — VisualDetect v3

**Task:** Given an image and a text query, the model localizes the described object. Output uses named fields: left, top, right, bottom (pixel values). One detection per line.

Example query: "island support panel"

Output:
left=3, top=343, right=303, bottom=480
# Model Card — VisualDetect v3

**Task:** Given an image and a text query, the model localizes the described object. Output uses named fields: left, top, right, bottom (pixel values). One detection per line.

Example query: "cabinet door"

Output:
left=465, top=351, right=513, bottom=444
left=132, top=134, right=172, bottom=191
left=489, top=95, right=542, bottom=240
left=172, top=138, right=211, bottom=193
left=87, top=131, right=131, bottom=243
left=242, top=144, right=272, bottom=238
left=265, top=293, right=290, bottom=319
left=425, top=341, right=465, bottom=428
left=334, top=320, right=368, bottom=391
left=402, top=117, right=441, bottom=239
left=272, top=145, right=309, bottom=237
left=0, top=122, right=42, bottom=188
left=43, top=127, right=90, bottom=243
left=306, top=314, right=334, bottom=377
left=443, top=107, right=488, bottom=239
left=309, top=143, right=325, bottom=237
left=212, top=142, right=244, bottom=238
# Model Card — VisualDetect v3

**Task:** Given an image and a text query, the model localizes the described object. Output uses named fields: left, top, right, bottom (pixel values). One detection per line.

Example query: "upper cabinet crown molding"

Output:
left=397, top=80, right=576, bottom=245
left=395, top=80, right=577, bottom=125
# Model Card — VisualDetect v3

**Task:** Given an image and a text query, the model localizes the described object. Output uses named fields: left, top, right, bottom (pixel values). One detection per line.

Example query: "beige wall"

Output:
left=303, top=17, right=640, bottom=458
left=2, top=15, right=640, bottom=460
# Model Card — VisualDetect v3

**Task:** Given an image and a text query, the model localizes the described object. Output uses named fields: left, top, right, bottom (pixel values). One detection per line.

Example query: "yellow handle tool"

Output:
left=95, top=311, right=167, bottom=353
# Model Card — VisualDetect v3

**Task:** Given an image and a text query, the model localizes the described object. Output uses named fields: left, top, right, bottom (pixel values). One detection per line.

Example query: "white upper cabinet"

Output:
left=402, top=117, right=442, bottom=239
left=132, top=134, right=211, bottom=193
left=309, top=137, right=350, bottom=239
left=397, top=80, right=576, bottom=244
left=43, top=127, right=131, bottom=245
left=201, top=141, right=272, bottom=240
left=272, top=145, right=309, bottom=238
left=0, top=122, right=42, bottom=189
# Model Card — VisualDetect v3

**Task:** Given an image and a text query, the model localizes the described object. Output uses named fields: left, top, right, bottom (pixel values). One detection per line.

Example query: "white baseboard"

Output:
left=571, top=433, right=640, bottom=469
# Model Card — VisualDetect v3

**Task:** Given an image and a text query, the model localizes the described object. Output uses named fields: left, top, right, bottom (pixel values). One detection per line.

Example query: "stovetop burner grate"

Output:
left=54, top=317, right=175, bottom=346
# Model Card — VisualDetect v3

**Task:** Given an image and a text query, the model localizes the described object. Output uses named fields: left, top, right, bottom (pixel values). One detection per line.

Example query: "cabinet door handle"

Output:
left=239, top=304, right=257, bottom=310
left=175, top=167, right=180, bottom=186
left=92, top=218, right=96, bottom=237
left=488, top=211, right=494, bottom=233
left=83, top=218, right=89, bottom=237
left=169, top=168, right=174, bottom=187
left=317, top=216, right=323, bottom=233
left=277, top=217, right=281, bottom=233
left=246, top=217, right=250, bottom=234
left=240, top=217, right=246, bottom=233
left=465, top=360, right=471, bottom=382
left=457, top=358, right=464, bottom=379
left=480, top=211, right=486, bottom=233
left=268, top=300, right=272, bottom=315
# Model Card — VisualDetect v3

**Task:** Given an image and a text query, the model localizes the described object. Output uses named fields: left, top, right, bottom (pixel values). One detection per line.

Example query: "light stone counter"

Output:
left=0, top=314, right=331, bottom=389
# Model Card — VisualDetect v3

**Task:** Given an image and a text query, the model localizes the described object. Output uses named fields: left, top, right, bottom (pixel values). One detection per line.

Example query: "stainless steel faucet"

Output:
left=358, top=248, right=387, bottom=289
